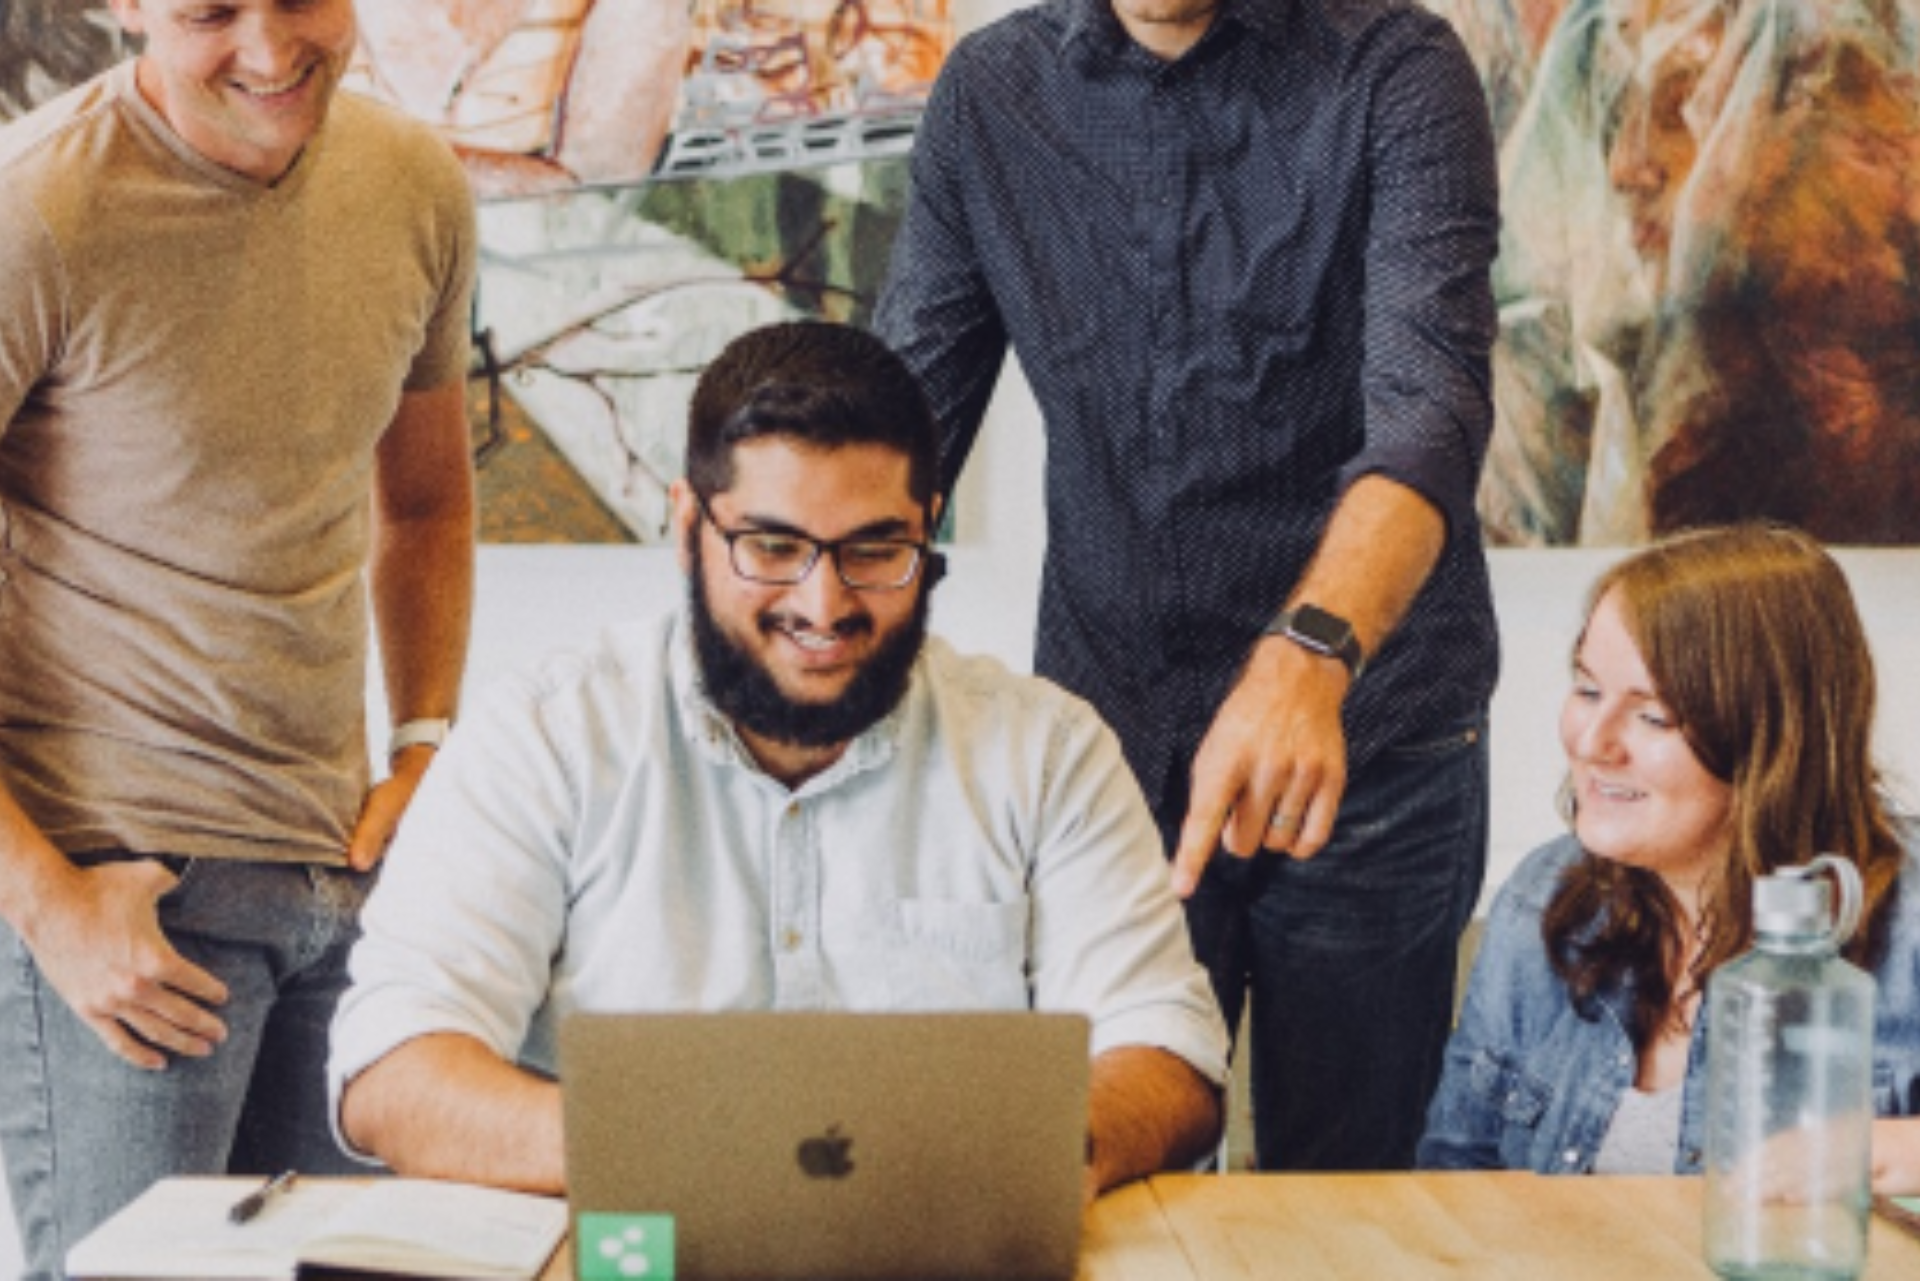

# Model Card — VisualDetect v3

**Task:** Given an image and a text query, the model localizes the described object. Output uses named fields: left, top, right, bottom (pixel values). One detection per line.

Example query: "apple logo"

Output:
left=796, top=1125, right=855, bottom=1178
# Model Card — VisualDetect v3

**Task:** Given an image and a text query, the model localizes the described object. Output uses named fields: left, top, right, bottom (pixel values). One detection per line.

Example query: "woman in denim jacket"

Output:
left=1417, top=524, right=1920, bottom=1187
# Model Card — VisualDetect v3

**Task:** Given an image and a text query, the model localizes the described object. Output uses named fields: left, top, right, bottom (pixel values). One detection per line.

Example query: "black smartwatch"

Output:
left=1263, top=604, right=1365, bottom=680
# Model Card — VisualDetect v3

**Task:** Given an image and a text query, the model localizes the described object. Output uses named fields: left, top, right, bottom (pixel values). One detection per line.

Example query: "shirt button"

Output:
left=782, top=929, right=804, bottom=952
left=786, top=802, right=801, bottom=818
left=1562, top=1149, right=1580, bottom=1166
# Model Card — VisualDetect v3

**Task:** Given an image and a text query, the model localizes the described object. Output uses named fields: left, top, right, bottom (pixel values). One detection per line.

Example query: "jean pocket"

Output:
left=156, top=856, right=201, bottom=899
left=1381, top=721, right=1486, bottom=763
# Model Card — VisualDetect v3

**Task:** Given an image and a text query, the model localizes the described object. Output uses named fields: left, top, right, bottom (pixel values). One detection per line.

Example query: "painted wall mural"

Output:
left=0, top=0, right=949, bottom=544
left=1439, top=0, right=1920, bottom=546
left=6, top=0, right=1916, bottom=544
left=0, top=2, right=125, bottom=115
left=347, top=0, right=953, bottom=543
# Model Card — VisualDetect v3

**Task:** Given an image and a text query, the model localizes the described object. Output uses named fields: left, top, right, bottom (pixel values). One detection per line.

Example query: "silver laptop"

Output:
left=559, top=1011, right=1091, bottom=1281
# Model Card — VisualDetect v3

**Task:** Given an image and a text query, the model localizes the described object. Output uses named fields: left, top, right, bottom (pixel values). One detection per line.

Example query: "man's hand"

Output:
left=346, top=745, right=436, bottom=871
left=1169, top=639, right=1350, bottom=898
left=25, top=860, right=228, bottom=1070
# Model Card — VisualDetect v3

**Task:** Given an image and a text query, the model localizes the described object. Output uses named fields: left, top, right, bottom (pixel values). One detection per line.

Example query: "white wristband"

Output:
left=389, top=717, right=451, bottom=762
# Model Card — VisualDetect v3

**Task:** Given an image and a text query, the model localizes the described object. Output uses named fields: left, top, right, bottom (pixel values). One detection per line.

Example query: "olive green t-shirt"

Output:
left=0, top=61, right=475, bottom=864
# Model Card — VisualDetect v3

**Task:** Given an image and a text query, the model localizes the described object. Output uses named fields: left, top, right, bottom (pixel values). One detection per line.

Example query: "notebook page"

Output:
left=66, top=1178, right=364, bottom=1279
left=298, top=1181, right=567, bottom=1280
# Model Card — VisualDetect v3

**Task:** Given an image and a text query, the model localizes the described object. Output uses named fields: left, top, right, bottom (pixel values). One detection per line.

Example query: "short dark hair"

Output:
left=685, top=321, right=938, bottom=508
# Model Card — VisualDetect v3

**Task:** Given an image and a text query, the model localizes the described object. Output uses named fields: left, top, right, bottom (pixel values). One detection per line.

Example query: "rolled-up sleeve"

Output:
left=326, top=674, right=576, bottom=1159
left=1342, top=15, right=1500, bottom=538
left=1025, top=703, right=1230, bottom=1088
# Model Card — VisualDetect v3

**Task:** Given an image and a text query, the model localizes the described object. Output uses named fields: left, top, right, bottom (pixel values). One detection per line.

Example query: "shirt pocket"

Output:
left=1468, top=1047, right=1554, bottom=1167
left=887, top=898, right=1031, bottom=1011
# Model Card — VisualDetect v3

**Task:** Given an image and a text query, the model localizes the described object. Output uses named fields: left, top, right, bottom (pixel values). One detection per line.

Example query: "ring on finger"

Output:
left=1268, top=811, right=1299, bottom=832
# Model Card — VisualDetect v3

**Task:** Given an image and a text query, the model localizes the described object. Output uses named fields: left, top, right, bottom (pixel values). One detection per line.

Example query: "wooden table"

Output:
left=1079, top=1173, right=1920, bottom=1280
left=541, top=1173, right=1920, bottom=1278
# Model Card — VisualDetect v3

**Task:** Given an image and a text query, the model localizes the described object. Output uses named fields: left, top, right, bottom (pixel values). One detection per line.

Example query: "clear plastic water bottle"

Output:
left=1704, top=854, right=1876, bottom=1280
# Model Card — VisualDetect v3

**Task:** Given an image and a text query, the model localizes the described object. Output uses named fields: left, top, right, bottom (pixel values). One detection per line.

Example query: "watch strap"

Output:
left=389, top=717, right=452, bottom=761
left=1263, top=606, right=1365, bottom=680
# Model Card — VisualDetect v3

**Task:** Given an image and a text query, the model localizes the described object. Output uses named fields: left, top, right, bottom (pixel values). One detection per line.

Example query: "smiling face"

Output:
left=674, top=437, right=935, bottom=782
left=111, top=0, right=358, bottom=183
left=1560, top=588, right=1733, bottom=909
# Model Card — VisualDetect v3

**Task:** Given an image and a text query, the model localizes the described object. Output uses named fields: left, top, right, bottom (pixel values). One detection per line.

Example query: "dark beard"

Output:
left=687, top=535, right=930, bottom=750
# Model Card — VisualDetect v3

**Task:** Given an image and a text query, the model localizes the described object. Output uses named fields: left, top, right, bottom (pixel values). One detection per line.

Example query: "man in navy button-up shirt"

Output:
left=876, top=0, right=1500, bottom=1169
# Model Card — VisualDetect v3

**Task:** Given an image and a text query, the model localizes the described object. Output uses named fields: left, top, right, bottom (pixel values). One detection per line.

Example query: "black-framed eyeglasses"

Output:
left=695, top=493, right=930, bottom=591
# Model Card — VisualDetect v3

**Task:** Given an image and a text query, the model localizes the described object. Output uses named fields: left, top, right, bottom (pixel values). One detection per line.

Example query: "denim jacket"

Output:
left=1417, top=827, right=1920, bottom=1174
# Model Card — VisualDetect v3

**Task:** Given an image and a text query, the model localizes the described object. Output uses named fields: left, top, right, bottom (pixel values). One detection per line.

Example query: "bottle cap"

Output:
left=1752, top=854, right=1863, bottom=948
left=1754, top=874, right=1831, bottom=938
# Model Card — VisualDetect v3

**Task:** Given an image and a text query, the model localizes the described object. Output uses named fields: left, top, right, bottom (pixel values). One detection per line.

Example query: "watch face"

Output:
left=1289, top=604, right=1354, bottom=652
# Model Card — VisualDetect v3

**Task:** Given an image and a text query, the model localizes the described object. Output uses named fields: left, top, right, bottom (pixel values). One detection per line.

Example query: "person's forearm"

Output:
left=1172, top=474, right=1452, bottom=878
left=370, top=503, right=472, bottom=728
left=1269, top=473, right=1446, bottom=661
left=0, top=779, right=84, bottom=940
left=351, top=446, right=474, bottom=867
left=370, top=382, right=475, bottom=730
left=342, top=1032, right=565, bottom=1193
left=1086, top=1046, right=1222, bottom=1196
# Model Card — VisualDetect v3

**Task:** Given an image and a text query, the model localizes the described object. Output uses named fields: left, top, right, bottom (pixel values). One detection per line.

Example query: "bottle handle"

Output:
left=1785, top=853, right=1865, bottom=949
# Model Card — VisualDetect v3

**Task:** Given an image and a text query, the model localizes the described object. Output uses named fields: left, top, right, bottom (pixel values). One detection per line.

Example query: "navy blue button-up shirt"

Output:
left=876, top=0, right=1501, bottom=819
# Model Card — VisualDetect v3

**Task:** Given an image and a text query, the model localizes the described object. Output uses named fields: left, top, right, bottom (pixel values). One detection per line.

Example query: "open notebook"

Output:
left=64, top=1176, right=567, bottom=1280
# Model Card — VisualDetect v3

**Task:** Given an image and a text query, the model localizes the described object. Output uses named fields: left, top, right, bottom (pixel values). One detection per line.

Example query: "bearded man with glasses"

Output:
left=328, top=321, right=1229, bottom=1202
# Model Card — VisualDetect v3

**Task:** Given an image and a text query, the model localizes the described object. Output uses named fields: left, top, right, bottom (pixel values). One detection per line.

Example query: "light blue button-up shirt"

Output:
left=329, top=610, right=1230, bottom=1139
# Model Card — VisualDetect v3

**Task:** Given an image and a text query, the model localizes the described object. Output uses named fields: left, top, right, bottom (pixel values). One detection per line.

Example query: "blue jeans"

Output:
left=0, top=856, right=373, bottom=1281
left=1176, top=721, right=1488, bottom=1172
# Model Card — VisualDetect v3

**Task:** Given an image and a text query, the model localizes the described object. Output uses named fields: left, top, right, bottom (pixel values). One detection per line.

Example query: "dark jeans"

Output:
left=0, top=855, right=373, bottom=1281
left=1174, top=721, right=1488, bottom=1172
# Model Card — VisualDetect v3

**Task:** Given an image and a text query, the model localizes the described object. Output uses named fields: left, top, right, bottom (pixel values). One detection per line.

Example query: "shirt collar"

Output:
left=1224, top=0, right=1288, bottom=46
left=1059, top=0, right=1286, bottom=61
left=668, top=607, right=910, bottom=793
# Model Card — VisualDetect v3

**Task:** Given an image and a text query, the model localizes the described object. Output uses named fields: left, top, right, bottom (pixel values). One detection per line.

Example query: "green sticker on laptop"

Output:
left=576, top=1213, right=675, bottom=1280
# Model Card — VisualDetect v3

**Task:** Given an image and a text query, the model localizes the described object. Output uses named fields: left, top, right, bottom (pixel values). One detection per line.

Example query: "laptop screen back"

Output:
left=560, top=1011, right=1091, bottom=1281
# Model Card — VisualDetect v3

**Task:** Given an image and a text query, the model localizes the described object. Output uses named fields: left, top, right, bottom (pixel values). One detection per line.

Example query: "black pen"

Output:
left=228, top=1170, right=298, bottom=1225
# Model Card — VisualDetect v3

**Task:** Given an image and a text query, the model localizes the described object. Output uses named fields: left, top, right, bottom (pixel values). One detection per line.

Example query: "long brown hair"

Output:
left=1543, top=524, right=1903, bottom=1049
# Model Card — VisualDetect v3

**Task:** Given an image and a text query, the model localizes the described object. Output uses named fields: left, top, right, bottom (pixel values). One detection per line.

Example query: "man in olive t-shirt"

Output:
left=0, top=2, right=476, bottom=1276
